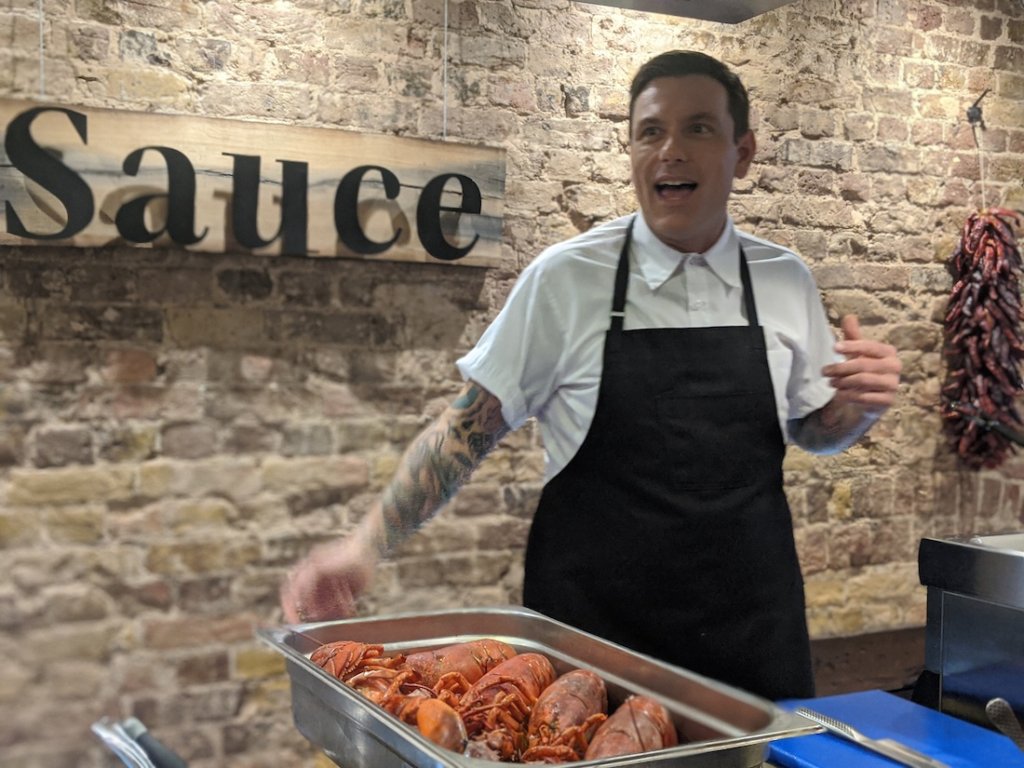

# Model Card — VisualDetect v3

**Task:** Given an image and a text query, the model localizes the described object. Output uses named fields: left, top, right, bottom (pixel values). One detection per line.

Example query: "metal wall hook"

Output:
left=966, top=88, right=990, bottom=131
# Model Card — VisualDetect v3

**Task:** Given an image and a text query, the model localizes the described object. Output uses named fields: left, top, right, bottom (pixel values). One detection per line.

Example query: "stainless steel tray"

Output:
left=257, top=606, right=817, bottom=768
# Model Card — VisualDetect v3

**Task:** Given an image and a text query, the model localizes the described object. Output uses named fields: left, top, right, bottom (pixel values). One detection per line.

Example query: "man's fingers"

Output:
left=829, top=370, right=900, bottom=392
left=280, top=577, right=300, bottom=623
left=824, top=353, right=901, bottom=378
left=840, top=314, right=862, bottom=343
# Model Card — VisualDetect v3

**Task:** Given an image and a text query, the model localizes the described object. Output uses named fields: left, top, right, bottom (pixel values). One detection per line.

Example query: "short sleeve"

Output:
left=456, top=256, right=568, bottom=430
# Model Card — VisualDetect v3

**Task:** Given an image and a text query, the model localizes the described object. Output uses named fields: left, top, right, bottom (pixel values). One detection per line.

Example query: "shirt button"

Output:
left=692, top=300, right=707, bottom=310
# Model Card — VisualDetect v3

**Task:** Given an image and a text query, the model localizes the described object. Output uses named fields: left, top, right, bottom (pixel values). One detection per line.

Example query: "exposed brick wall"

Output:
left=1, top=0, right=1023, bottom=765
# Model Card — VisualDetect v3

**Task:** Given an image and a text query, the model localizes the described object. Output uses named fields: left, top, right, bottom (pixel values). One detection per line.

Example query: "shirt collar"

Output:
left=631, top=212, right=742, bottom=291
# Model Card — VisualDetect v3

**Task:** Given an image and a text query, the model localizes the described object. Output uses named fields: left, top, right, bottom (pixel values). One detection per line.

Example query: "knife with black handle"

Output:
left=121, top=718, right=188, bottom=768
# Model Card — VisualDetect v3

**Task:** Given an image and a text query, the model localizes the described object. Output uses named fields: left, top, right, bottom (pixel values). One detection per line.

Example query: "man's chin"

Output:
left=646, top=214, right=698, bottom=248
left=644, top=206, right=727, bottom=253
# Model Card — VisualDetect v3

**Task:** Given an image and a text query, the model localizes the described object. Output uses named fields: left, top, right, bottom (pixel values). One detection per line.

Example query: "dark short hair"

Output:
left=629, top=50, right=750, bottom=141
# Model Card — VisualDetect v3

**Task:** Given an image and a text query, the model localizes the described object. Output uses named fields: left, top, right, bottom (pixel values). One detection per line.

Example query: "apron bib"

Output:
left=523, top=217, right=814, bottom=700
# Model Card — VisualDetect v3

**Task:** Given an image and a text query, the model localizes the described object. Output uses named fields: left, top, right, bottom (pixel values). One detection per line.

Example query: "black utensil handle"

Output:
left=121, top=718, right=188, bottom=768
left=135, top=731, right=188, bottom=768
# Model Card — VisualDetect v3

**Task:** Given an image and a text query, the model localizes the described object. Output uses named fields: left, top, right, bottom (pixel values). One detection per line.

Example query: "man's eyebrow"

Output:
left=685, top=111, right=722, bottom=123
left=635, top=111, right=722, bottom=125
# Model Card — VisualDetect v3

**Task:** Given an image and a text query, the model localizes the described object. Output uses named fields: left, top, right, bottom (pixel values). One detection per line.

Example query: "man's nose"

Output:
left=658, top=133, right=688, bottom=161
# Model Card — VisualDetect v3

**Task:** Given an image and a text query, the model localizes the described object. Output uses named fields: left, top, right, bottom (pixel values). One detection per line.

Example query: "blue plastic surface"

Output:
left=768, top=690, right=1024, bottom=767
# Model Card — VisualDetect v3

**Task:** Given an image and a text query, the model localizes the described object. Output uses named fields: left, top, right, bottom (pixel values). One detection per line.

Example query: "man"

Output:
left=280, top=50, right=901, bottom=701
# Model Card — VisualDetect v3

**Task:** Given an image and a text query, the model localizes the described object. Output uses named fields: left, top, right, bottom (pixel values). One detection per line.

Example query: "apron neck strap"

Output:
left=610, top=218, right=636, bottom=332
left=739, top=247, right=758, bottom=326
left=610, top=215, right=759, bottom=330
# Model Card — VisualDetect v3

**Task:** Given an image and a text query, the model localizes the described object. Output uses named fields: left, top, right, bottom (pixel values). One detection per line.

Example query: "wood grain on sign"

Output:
left=0, top=99, right=506, bottom=267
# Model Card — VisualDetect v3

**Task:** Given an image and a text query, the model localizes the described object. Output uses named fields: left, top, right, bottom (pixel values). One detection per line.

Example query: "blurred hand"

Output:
left=822, top=314, right=901, bottom=416
left=280, top=532, right=377, bottom=623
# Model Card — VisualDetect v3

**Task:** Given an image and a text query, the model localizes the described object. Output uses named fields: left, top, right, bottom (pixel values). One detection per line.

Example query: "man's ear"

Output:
left=734, top=129, right=756, bottom=179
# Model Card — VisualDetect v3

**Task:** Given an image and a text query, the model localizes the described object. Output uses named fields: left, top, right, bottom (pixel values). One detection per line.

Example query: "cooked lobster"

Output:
left=416, top=697, right=469, bottom=752
left=309, top=640, right=406, bottom=681
left=405, top=638, right=517, bottom=688
left=521, top=669, right=607, bottom=763
left=583, top=695, right=678, bottom=760
left=307, top=638, right=681, bottom=763
left=458, top=652, right=558, bottom=761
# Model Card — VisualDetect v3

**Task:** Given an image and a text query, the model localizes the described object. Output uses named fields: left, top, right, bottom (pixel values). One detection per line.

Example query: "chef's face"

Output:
left=630, top=74, right=755, bottom=254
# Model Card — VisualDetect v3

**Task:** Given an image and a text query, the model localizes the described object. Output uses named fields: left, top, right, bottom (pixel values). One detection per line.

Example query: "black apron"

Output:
left=523, top=218, right=815, bottom=701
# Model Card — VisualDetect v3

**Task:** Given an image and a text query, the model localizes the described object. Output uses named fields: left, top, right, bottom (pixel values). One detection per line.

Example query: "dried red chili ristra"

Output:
left=940, top=207, right=1024, bottom=469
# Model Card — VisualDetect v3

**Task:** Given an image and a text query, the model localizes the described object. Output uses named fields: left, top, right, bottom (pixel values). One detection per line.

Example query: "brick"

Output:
left=161, top=422, right=218, bottom=459
left=0, top=655, right=33, bottom=701
left=43, top=504, right=105, bottom=544
left=197, top=81, right=315, bottom=120
left=7, top=466, right=134, bottom=505
left=33, top=426, right=93, bottom=467
left=181, top=684, right=243, bottom=720
left=105, top=67, right=191, bottom=105
left=782, top=138, right=854, bottom=170
left=275, top=47, right=333, bottom=86
left=980, top=14, right=1004, bottom=40
left=165, top=308, right=266, bottom=349
left=0, top=509, right=43, bottom=547
left=102, top=348, right=158, bottom=384
left=902, top=62, right=937, bottom=89
left=857, top=145, right=921, bottom=174
left=224, top=421, right=279, bottom=454
left=24, top=623, right=122, bottom=664
left=137, top=268, right=214, bottom=303
left=234, top=646, right=286, bottom=680
left=261, top=455, right=369, bottom=492
left=217, top=269, right=274, bottom=302
left=176, top=651, right=230, bottom=685
left=994, top=43, right=1023, bottom=71
left=265, top=309, right=390, bottom=346
left=281, top=423, right=333, bottom=456
left=0, top=422, right=27, bottom=466
left=138, top=458, right=263, bottom=501
left=42, top=305, right=163, bottom=342
left=177, top=36, right=232, bottom=72
left=143, top=614, right=258, bottom=650
left=278, top=271, right=332, bottom=307
left=812, top=264, right=911, bottom=292
left=166, top=498, right=235, bottom=530
left=942, top=8, right=974, bottom=35
left=65, top=21, right=110, bottom=62
left=796, top=524, right=829, bottom=573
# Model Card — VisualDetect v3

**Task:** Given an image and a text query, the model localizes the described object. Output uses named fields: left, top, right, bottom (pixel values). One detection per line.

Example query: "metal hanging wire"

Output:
left=966, top=88, right=990, bottom=210
left=442, top=0, right=449, bottom=140
left=38, top=0, right=45, bottom=97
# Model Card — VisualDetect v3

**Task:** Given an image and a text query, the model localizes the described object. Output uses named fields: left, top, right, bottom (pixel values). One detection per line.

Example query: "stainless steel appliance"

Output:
left=258, top=606, right=817, bottom=768
left=918, top=533, right=1024, bottom=728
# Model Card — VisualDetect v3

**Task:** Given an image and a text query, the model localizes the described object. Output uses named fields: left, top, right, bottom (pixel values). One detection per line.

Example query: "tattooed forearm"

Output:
left=376, top=382, right=509, bottom=555
left=788, top=399, right=879, bottom=455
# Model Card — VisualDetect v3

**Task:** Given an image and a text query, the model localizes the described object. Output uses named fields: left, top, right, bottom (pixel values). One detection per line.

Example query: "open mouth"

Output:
left=655, top=181, right=697, bottom=199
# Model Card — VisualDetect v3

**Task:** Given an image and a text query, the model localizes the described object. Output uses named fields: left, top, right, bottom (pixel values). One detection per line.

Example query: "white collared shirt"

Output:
left=457, top=213, right=839, bottom=482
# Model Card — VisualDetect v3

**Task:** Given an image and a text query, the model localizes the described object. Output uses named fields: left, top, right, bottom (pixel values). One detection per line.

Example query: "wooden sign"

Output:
left=0, top=99, right=505, bottom=267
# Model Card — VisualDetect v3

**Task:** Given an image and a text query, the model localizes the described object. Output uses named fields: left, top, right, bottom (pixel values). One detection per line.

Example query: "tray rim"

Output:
left=257, top=605, right=818, bottom=767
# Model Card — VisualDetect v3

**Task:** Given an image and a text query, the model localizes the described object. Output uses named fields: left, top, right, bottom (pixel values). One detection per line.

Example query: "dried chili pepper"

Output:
left=940, top=207, right=1024, bottom=469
